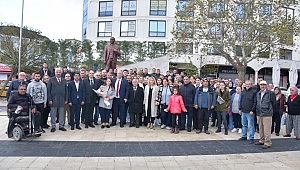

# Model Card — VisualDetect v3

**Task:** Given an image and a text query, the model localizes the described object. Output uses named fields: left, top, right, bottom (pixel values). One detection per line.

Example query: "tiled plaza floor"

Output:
left=0, top=101, right=299, bottom=170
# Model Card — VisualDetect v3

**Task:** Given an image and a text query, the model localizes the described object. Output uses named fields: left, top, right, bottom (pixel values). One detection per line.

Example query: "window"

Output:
left=178, top=0, right=194, bottom=16
left=280, top=49, right=292, bottom=60
left=176, top=43, right=193, bottom=54
left=259, top=4, right=271, bottom=20
left=121, top=0, right=136, bottom=16
left=120, top=21, right=136, bottom=37
left=208, top=23, right=222, bottom=39
left=99, top=1, right=113, bottom=17
left=236, top=46, right=251, bottom=57
left=259, top=25, right=270, bottom=42
left=209, top=1, right=225, bottom=18
left=97, top=22, right=112, bottom=37
left=236, top=25, right=251, bottom=41
left=236, top=3, right=252, bottom=19
left=177, top=21, right=193, bottom=38
left=150, top=0, right=167, bottom=16
left=149, top=21, right=166, bottom=37
left=207, top=44, right=222, bottom=55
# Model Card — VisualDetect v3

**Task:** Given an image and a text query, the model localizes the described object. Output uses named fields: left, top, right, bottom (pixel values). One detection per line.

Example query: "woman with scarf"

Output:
left=272, top=87, right=286, bottom=136
left=284, top=86, right=300, bottom=140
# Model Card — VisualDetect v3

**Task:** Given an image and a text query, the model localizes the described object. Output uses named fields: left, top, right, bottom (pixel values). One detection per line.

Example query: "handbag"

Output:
left=217, top=96, right=225, bottom=105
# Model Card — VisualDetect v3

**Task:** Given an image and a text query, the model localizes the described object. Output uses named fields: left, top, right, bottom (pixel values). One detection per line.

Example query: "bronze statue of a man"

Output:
left=103, top=37, right=121, bottom=72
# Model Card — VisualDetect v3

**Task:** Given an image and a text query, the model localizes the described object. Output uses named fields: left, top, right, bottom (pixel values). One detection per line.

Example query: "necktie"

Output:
left=58, top=78, right=61, bottom=85
left=90, top=79, right=93, bottom=88
left=134, top=87, right=136, bottom=98
left=116, top=80, right=120, bottom=97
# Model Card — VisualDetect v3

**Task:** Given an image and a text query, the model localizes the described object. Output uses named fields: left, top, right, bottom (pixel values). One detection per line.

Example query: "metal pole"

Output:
left=18, top=0, right=24, bottom=74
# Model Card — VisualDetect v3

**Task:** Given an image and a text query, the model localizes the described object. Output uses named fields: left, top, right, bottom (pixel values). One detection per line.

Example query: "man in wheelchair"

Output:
left=7, top=85, right=42, bottom=136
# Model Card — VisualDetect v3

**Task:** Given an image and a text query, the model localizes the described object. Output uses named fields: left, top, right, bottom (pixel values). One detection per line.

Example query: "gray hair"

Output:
left=245, top=80, right=252, bottom=84
left=18, top=72, right=26, bottom=76
left=132, top=79, right=138, bottom=83
left=55, top=68, right=62, bottom=72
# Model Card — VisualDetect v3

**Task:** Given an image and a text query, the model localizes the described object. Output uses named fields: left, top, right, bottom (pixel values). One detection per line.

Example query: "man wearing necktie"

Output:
left=82, top=70, right=103, bottom=128
left=47, top=68, right=68, bottom=132
left=128, top=79, right=144, bottom=128
left=111, top=70, right=129, bottom=127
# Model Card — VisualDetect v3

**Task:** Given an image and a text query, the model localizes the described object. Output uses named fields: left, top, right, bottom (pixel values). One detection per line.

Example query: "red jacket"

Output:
left=166, top=94, right=187, bottom=114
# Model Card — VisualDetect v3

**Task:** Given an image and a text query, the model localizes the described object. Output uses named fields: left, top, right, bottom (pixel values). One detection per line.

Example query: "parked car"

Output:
left=0, top=82, right=11, bottom=97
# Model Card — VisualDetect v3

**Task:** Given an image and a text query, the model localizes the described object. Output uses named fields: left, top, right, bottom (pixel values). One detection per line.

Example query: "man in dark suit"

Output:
left=82, top=69, right=103, bottom=128
left=47, top=68, right=68, bottom=132
left=111, top=70, right=129, bottom=128
left=128, top=79, right=144, bottom=128
left=39, top=62, right=52, bottom=78
left=68, top=72, right=85, bottom=130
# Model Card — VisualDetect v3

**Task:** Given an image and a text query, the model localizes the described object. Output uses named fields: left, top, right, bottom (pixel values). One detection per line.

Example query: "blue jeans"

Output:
left=93, top=105, right=100, bottom=123
left=180, top=106, right=193, bottom=130
left=161, top=109, right=171, bottom=127
left=227, top=115, right=233, bottom=130
left=242, top=112, right=255, bottom=139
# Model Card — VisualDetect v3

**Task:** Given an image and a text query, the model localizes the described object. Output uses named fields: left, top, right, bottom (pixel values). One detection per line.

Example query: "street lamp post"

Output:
left=18, top=0, right=24, bottom=74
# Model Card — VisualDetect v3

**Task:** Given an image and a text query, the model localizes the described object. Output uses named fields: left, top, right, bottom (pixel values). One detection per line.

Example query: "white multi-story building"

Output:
left=82, top=0, right=300, bottom=87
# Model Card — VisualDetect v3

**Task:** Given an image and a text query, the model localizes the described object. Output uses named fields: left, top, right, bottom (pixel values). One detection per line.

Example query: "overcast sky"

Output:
left=0, top=0, right=83, bottom=41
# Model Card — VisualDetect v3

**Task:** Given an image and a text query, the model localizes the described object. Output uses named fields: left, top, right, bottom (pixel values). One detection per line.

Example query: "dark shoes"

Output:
left=129, top=124, right=135, bottom=127
left=110, top=123, right=116, bottom=127
left=276, top=133, right=279, bottom=136
left=215, top=129, right=221, bottom=133
left=255, top=142, right=264, bottom=145
left=171, top=128, right=175, bottom=133
left=94, top=122, right=99, bottom=125
left=174, top=128, right=179, bottom=134
left=71, top=127, right=74, bottom=130
left=135, top=125, right=139, bottom=128
left=85, top=125, right=88, bottom=128
left=59, top=127, right=67, bottom=131
left=211, top=123, right=215, bottom=127
left=89, top=124, right=95, bottom=128
left=101, top=125, right=105, bottom=129
left=196, top=130, right=202, bottom=134
left=261, top=145, right=270, bottom=149
left=249, top=139, right=254, bottom=144
left=205, top=130, right=210, bottom=134
left=238, top=137, right=247, bottom=141
left=224, top=129, right=228, bottom=135
left=120, top=125, right=124, bottom=128
left=283, top=134, right=291, bottom=137
left=187, top=129, right=191, bottom=132
left=106, top=125, right=110, bottom=128
left=50, top=128, right=56, bottom=132
left=76, top=126, right=82, bottom=130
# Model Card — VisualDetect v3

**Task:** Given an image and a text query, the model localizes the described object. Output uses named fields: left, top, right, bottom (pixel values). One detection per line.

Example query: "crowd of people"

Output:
left=6, top=62, right=300, bottom=149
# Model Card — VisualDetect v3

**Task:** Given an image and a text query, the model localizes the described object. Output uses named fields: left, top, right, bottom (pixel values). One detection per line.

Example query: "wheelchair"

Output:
left=7, top=108, right=41, bottom=141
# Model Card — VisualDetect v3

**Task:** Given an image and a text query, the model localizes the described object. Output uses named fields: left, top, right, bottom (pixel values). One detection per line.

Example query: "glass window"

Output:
left=150, top=0, right=167, bottom=16
left=177, top=21, right=193, bottom=38
left=208, top=23, right=222, bottom=39
left=236, top=25, right=251, bottom=41
left=176, top=43, right=193, bottom=54
left=178, top=0, right=194, bottom=16
left=149, top=21, right=166, bottom=37
left=99, top=1, right=113, bottom=17
left=280, top=49, right=292, bottom=60
left=122, top=0, right=137, bottom=16
left=209, top=1, right=225, bottom=18
left=259, top=4, right=271, bottom=20
left=236, top=3, right=252, bottom=19
left=207, top=44, right=222, bottom=55
left=120, top=21, right=136, bottom=37
left=98, top=21, right=112, bottom=37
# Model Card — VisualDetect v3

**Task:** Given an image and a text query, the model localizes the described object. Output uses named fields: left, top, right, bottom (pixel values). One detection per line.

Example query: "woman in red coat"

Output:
left=165, top=87, right=187, bottom=134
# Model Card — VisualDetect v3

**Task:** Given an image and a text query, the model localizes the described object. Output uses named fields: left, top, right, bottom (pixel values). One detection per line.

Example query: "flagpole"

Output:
left=18, top=0, right=24, bottom=74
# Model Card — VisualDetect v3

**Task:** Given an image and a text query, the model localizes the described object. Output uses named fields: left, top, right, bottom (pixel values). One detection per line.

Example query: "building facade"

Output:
left=82, top=0, right=300, bottom=87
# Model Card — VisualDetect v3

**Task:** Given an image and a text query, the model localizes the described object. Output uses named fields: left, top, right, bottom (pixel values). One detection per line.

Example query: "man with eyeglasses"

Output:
left=64, top=73, right=72, bottom=125
left=6, top=72, right=29, bottom=101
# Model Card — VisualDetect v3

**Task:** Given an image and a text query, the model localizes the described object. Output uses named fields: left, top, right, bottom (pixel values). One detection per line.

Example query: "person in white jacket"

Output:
left=27, top=72, right=47, bottom=129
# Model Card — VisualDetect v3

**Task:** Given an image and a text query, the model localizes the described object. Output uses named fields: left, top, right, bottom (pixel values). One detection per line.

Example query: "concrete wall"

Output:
left=117, top=56, right=169, bottom=74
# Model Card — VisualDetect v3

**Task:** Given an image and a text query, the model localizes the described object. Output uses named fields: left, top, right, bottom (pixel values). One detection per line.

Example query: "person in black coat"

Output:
left=82, top=70, right=103, bottom=128
left=39, top=62, right=52, bottom=78
left=128, top=79, right=144, bottom=128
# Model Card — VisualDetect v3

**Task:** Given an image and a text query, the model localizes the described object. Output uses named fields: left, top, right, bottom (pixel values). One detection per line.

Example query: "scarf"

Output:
left=290, top=94, right=298, bottom=102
